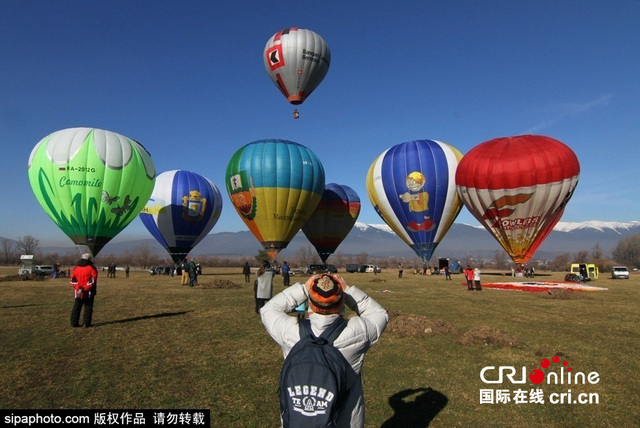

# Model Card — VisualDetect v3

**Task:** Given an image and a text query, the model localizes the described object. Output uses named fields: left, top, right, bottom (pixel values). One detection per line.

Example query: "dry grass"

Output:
left=1, top=266, right=639, bottom=427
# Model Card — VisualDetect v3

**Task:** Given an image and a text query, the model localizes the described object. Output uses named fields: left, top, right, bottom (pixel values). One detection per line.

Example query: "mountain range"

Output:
left=13, top=220, right=639, bottom=262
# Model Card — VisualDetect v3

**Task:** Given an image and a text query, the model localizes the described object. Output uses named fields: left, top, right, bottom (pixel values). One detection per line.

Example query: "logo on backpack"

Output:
left=279, top=317, right=350, bottom=427
left=286, top=384, right=335, bottom=417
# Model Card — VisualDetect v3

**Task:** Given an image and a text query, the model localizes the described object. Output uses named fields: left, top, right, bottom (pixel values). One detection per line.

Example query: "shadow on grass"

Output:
left=94, top=310, right=194, bottom=327
left=381, top=387, right=448, bottom=427
left=1, top=304, right=40, bottom=309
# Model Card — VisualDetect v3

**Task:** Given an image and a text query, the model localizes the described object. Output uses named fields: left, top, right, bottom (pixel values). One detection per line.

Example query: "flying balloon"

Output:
left=264, top=28, right=330, bottom=110
left=28, top=127, right=156, bottom=256
left=455, top=134, right=580, bottom=264
left=366, top=140, right=464, bottom=261
left=139, top=170, right=222, bottom=263
left=302, top=183, right=361, bottom=263
left=225, top=139, right=325, bottom=258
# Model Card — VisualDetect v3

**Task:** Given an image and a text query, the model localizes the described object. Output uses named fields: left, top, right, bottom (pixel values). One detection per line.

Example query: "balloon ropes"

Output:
left=140, top=170, right=223, bottom=263
left=28, top=127, right=156, bottom=256
left=302, top=183, right=361, bottom=263
left=367, top=140, right=463, bottom=262
left=455, top=135, right=580, bottom=264
left=225, top=139, right=325, bottom=258
left=264, top=28, right=330, bottom=117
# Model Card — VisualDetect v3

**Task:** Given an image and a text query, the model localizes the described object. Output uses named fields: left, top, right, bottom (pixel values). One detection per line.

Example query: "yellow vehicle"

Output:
left=570, top=263, right=599, bottom=281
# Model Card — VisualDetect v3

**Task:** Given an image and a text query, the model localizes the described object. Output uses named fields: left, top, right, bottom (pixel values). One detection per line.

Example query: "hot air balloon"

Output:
left=264, top=27, right=330, bottom=115
left=366, top=140, right=464, bottom=262
left=455, top=135, right=580, bottom=264
left=225, top=139, right=325, bottom=258
left=139, top=170, right=222, bottom=263
left=302, top=183, right=361, bottom=263
left=28, top=127, right=156, bottom=256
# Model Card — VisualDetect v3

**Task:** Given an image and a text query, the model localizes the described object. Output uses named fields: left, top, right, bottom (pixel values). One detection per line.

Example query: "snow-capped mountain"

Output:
left=21, top=220, right=640, bottom=261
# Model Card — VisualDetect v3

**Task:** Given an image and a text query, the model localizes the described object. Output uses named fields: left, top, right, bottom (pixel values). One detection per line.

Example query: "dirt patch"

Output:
left=369, top=278, right=386, bottom=283
left=385, top=309, right=457, bottom=337
left=541, top=289, right=591, bottom=300
left=456, top=325, right=521, bottom=348
left=197, top=280, right=243, bottom=289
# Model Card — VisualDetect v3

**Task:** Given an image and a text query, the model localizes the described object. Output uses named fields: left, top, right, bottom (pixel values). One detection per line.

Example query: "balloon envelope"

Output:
left=140, top=170, right=223, bottom=263
left=264, top=27, right=330, bottom=105
left=366, top=140, right=463, bottom=261
left=28, top=127, right=156, bottom=256
left=455, top=135, right=580, bottom=264
left=225, top=139, right=325, bottom=258
left=302, top=183, right=361, bottom=263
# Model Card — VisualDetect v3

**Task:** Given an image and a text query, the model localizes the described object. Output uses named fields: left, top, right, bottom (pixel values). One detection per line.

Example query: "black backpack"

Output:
left=279, top=317, right=350, bottom=427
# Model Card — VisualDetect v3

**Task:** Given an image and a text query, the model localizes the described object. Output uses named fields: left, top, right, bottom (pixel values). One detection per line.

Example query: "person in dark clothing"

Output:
left=281, top=261, right=291, bottom=287
left=243, top=262, right=251, bottom=283
left=70, top=253, right=98, bottom=328
left=188, top=258, right=198, bottom=287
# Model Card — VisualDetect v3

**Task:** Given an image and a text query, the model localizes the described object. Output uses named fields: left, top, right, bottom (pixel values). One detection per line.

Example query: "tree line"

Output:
left=2, top=234, right=640, bottom=271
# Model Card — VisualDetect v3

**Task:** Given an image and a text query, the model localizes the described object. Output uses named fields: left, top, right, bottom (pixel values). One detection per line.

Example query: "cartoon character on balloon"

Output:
left=398, top=171, right=435, bottom=232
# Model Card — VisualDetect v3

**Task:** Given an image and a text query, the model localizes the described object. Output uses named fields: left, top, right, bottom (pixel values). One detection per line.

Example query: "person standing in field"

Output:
left=398, top=263, right=403, bottom=278
left=70, top=253, right=98, bottom=328
left=255, top=260, right=274, bottom=314
left=465, top=266, right=474, bottom=291
left=260, top=273, right=388, bottom=427
left=243, top=261, right=251, bottom=283
left=188, top=258, right=198, bottom=287
left=473, top=267, right=482, bottom=291
left=281, top=261, right=291, bottom=287
left=180, top=259, right=189, bottom=285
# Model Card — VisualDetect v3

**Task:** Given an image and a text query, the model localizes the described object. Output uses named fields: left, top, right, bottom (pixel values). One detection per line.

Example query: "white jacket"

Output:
left=261, top=282, right=388, bottom=428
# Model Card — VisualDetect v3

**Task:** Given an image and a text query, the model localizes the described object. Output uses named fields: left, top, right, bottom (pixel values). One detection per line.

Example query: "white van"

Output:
left=364, top=265, right=381, bottom=273
left=611, top=266, right=629, bottom=279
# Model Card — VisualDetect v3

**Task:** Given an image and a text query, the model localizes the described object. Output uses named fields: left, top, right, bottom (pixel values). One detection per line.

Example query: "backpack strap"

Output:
left=298, top=317, right=348, bottom=345
left=319, top=316, right=348, bottom=345
left=298, top=318, right=313, bottom=339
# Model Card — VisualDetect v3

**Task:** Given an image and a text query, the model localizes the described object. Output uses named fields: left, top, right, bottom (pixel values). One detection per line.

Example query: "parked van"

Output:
left=364, top=265, right=381, bottom=273
left=570, top=263, right=599, bottom=281
left=345, top=264, right=363, bottom=273
left=611, top=266, right=630, bottom=279
left=305, top=264, right=338, bottom=274
left=33, top=265, right=56, bottom=276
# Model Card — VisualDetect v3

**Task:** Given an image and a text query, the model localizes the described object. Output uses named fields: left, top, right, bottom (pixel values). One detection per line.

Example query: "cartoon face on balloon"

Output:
left=405, top=172, right=425, bottom=192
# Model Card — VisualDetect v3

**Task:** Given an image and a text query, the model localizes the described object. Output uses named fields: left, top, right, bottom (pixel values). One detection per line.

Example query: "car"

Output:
left=149, top=266, right=165, bottom=275
left=364, top=265, right=381, bottom=273
left=305, top=264, right=338, bottom=274
left=32, top=265, right=56, bottom=276
left=611, top=266, right=630, bottom=279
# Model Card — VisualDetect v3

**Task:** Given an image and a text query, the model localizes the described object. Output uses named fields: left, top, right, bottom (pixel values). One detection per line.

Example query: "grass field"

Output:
left=1, top=266, right=639, bottom=427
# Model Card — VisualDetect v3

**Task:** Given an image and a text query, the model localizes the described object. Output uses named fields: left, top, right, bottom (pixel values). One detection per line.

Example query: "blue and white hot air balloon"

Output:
left=140, top=170, right=222, bottom=263
left=366, top=140, right=463, bottom=261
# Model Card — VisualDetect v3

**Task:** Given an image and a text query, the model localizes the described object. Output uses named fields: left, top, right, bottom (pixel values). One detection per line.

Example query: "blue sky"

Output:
left=1, top=1, right=639, bottom=246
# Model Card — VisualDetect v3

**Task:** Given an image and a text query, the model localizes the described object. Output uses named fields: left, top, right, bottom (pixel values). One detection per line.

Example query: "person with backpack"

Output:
left=261, top=273, right=388, bottom=427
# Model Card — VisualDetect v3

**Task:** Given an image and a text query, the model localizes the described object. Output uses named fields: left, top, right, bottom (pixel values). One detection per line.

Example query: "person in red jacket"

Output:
left=70, top=253, right=98, bottom=328
left=464, top=266, right=474, bottom=291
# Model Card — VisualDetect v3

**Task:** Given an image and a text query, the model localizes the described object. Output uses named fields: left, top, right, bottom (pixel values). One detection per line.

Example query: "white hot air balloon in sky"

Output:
left=264, top=27, right=330, bottom=116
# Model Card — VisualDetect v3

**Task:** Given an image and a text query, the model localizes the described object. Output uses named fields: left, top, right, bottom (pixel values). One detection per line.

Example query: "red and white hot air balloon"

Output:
left=455, top=135, right=580, bottom=264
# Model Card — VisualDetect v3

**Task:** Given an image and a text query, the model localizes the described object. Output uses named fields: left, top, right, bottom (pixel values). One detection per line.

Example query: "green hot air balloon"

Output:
left=28, top=128, right=156, bottom=256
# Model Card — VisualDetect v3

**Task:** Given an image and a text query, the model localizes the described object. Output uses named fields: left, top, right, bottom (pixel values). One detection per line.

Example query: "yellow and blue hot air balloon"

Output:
left=366, top=139, right=463, bottom=262
left=302, top=183, right=361, bottom=263
left=225, top=139, right=325, bottom=258
left=139, top=170, right=223, bottom=263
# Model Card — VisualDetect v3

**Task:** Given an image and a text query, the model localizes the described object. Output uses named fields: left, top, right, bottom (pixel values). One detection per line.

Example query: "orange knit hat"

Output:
left=306, top=273, right=346, bottom=315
